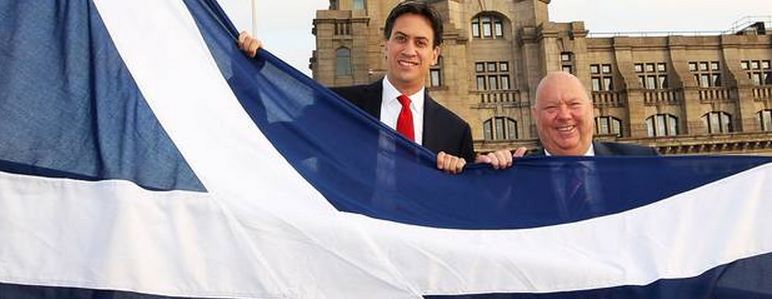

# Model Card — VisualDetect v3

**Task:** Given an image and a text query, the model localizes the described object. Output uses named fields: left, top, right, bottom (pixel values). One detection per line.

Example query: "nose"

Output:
left=556, top=105, right=571, bottom=120
left=401, top=40, right=417, bottom=56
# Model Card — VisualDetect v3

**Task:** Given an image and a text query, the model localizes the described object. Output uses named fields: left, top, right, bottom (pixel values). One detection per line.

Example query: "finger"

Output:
left=453, top=158, right=466, bottom=174
left=475, top=154, right=491, bottom=164
left=513, top=147, right=527, bottom=158
left=497, top=150, right=513, bottom=168
left=247, top=39, right=259, bottom=57
left=493, top=151, right=505, bottom=168
left=238, top=31, right=247, bottom=45
left=436, top=152, right=446, bottom=170
left=487, top=152, right=500, bottom=169
left=443, top=156, right=456, bottom=173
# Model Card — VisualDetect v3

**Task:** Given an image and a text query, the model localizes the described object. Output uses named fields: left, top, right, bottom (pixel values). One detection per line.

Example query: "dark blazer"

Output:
left=529, top=141, right=659, bottom=157
left=527, top=141, right=658, bottom=222
left=332, top=79, right=476, bottom=161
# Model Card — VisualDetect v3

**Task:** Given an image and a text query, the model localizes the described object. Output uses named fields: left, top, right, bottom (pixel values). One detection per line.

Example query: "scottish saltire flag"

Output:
left=1, top=1, right=771, bottom=298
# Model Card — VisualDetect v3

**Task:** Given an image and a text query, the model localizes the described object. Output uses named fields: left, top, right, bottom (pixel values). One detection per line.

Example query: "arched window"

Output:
left=702, top=111, right=732, bottom=134
left=645, top=114, right=678, bottom=137
left=759, top=109, right=772, bottom=132
left=429, top=56, right=443, bottom=87
left=335, top=47, right=351, bottom=76
left=595, top=116, right=622, bottom=137
left=483, top=117, right=517, bottom=140
left=471, top=14, right=505, bottom=39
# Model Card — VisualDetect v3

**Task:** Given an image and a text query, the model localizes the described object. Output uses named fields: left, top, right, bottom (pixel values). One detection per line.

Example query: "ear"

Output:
left=383, top=42, right=389, bottom=59
left=431, top=46, right=441, bottom=65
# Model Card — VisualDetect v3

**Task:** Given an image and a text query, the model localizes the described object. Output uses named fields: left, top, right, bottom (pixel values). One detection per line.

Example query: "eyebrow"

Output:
left=393, top=30, right=430, bottom=41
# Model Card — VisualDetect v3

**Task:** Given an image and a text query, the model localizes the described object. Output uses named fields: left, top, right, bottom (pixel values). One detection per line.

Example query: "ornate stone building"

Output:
left=311, top=0, right=772, bottom=155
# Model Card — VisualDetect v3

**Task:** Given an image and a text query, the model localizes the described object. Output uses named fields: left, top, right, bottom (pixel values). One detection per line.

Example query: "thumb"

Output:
left=475, top=154, right=491, bottom=164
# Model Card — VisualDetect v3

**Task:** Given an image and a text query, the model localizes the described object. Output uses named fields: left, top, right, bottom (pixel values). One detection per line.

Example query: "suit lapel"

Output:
left=422, top=95, right=441, bottom=148
left=360, top=79, right=383, bottom=119
left=592, top=141, right=611, bottom=156
left=529, top=148, right=547, bottom=156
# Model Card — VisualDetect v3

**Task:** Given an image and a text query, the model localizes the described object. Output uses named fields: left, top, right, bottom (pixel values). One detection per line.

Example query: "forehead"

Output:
left=390, top=13, right=433, bottom=40
left=536, top=78, right=588, bottom=105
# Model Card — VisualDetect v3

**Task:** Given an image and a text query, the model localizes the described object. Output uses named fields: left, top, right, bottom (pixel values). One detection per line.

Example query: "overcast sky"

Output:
left=219, top=0, right=771, bottom=76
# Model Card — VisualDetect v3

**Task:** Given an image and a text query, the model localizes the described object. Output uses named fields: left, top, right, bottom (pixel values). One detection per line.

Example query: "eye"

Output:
left=416, top=39, right=428, bottom=48
left=394, top=35, right=407, bottom=43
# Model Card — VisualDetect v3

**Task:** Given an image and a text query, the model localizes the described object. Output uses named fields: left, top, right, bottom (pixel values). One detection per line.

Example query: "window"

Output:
left=645, top=114, right=678, bottom=137
left=429, top=56, right=443, bottom=87
left=335, top=47, right=352, bottom=76
left=471, top=14, right=505, bottom=39
left=483, top=117, right=518, bottom=140
left=741, top=60, right=772, bottom=86
left=482, top=17, right=491, bottom=37
left=471, top=20, right=480, bottom=37
left=702, top=111, right=732, bottom=134
left=689, top=61, right=721, bottom=87
left=635, top=62, right=668, bottom=89
left=758, top=110, right=772, bottom=132
left=595, top=116, right=623, bottom=137
left=475, top=61, right=510, bottom=90
left=590, top=63, right=613, bottom=91
left=476, top=76, right=486, bottom=90
left=499, top=62, right=508, bottom=72
left=561, top=52, right=574, bottom=74
left=500, top=75, right=510, bottom=90
left=494, top=19, right=503, bottom=37
left=353, top=0, right=365, bottom=10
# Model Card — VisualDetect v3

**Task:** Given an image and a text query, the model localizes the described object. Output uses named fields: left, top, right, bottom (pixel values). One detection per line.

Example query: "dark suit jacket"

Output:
left=529, top=141, right=659, bottom=157
left=332, top=79, right=476, bottom=161
left=528, top=141, right=659, bottom=221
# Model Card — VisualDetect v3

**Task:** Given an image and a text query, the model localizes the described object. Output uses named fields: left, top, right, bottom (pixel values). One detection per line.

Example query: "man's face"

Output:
left=533, top=74, right=594, bottom=156
left=384, top=13, right=439, bottom=93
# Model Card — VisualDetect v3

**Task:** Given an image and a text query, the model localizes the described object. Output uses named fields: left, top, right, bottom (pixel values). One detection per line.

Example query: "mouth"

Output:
left=397, top=59, right=419, bottom=67
left=555, top=125, right=576, bottom=134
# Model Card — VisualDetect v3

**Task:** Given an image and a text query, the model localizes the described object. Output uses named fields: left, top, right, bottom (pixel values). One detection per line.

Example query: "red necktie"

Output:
left=396, top=95, right=414, bottom=141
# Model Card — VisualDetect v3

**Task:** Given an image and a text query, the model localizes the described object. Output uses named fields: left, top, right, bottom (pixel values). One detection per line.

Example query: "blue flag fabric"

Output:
left=0, top=0, right=771, bottom=298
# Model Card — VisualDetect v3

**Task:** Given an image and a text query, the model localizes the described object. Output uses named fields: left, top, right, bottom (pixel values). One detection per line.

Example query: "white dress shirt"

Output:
left=380, top=77, right=425, bottom=145
left=545, top=143, right=596, bottom=156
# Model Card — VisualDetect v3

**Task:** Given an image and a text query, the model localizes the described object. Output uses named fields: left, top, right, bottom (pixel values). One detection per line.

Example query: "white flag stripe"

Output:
left=0, top=171, right=282, bottom=298
left=2, top=161, right=770, bottom=296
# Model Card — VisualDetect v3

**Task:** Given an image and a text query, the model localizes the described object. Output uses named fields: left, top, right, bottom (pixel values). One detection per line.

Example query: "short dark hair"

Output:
left=383, top=1, right=444, bottom=48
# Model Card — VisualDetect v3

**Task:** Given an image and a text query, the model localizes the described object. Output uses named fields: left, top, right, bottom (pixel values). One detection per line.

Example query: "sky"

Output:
left=219, top=0, right=772, bottom=76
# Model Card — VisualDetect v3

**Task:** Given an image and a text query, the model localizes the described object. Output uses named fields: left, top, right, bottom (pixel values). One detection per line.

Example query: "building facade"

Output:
left=311, top=0, right=772, bottom=155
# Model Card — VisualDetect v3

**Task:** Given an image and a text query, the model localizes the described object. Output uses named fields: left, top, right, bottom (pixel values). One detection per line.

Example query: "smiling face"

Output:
left=533, top=72, right=595, bottom=156
left=383, top=13, right=439, bottom=95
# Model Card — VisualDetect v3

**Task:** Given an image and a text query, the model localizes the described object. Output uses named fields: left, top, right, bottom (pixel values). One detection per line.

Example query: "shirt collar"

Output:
left=382, top=76, right=425, bottom=112
left=544, top=143, right=595, bottom=157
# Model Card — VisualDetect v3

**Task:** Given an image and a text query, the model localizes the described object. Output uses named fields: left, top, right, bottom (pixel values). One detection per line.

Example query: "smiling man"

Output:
left=531, top=72, right=658, bottom=156
left=330, top=1, right=476, bottom=173
left=240, top=1, right=507, bottom=173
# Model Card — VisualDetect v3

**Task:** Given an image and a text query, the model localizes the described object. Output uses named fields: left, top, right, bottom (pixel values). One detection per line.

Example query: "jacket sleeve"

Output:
left=460, top=123, right=476, bottom=162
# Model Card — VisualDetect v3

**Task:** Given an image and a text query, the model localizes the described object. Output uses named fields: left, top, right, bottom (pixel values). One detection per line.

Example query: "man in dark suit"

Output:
left=529, top=72, right=658, bottom=157
left=529, top=72, right=658, bottom=220
left=239, top=1, right=515, bottom=173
